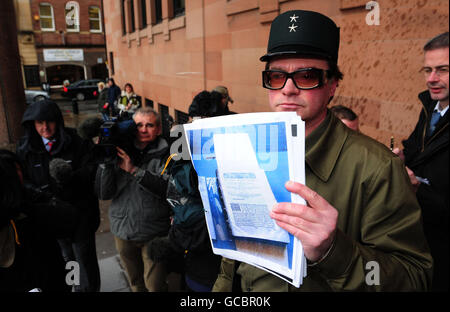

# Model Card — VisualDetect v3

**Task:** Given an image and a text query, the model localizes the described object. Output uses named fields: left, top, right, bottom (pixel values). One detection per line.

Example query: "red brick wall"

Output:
left=31, top=0, right=105, bottom=46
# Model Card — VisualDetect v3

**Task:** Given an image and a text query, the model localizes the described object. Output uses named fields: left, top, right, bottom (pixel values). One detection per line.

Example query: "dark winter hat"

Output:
left=212, top=86, right=234, bottom=104
left=21, top=99, right=63, bottom=124
left=260, top=10, right=340, bottom=63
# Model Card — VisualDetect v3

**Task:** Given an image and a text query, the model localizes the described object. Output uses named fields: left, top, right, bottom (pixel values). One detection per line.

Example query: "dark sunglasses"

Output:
left=262, top=68, right=330, bottom=90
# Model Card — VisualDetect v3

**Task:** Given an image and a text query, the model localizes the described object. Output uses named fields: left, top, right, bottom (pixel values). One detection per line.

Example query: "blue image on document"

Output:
left=187, top=122, right=294, bottom=270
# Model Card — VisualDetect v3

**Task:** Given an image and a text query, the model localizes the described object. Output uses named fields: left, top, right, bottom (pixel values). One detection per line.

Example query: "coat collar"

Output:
left=418, top=90, right=436, bottom=112
left=419, top=90, right=449, bottom=143
left=305, top=110, right=349, bottom=182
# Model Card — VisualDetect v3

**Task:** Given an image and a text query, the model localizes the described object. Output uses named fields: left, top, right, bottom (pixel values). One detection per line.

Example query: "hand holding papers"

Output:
left=183, top=112, right=307, bottom=287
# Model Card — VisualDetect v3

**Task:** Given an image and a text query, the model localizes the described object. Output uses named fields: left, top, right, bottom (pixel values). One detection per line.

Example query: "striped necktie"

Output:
left=428, top=110, right=441, bottom=136
left=46, top=140, right=55, bottom=152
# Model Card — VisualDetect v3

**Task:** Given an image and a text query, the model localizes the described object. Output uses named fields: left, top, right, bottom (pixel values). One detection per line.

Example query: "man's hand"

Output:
left=405, top=166, right=421, bottom=192
left=392, top=148, right=420, bottom=192
left=392, top=147, right=405, bottom=161
left=117, top=147, right=136, bottom=174
left=270, top=181, right=338, bottom=262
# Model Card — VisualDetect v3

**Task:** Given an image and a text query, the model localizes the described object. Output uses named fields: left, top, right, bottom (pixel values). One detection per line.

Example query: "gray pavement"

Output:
left=95, top=200, right=131, bottom=292
left=96, top=234, right=131, bottom=292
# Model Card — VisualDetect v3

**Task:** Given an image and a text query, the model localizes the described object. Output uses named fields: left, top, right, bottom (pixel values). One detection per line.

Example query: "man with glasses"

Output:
left=394, top=32, right=449, bottom=291
left=95, top=107, right=171, bottom=292
left=213, top=10, right=432, bottom=292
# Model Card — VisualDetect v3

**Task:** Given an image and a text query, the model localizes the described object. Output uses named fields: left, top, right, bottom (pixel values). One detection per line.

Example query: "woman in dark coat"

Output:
left=97, top=81, right=110, bottom=121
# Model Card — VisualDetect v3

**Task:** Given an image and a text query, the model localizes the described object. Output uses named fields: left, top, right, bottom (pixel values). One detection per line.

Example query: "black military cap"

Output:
left=260, top=10, right=340, bottom=63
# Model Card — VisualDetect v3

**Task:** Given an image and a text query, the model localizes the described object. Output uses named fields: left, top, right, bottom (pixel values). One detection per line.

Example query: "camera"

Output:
left=91, top=119, right=136, bottom=163
left=98, top=121, right=120, bottom=159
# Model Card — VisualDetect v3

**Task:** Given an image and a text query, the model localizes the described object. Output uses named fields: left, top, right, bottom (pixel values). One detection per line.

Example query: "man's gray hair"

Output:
left=424, top=32, right=449, bottom=51
left=133, top=107, right=161, bottom=127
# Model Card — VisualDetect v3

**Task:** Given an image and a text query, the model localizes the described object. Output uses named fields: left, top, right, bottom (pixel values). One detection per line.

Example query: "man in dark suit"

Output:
left=395, top=32, right=449, bottom=292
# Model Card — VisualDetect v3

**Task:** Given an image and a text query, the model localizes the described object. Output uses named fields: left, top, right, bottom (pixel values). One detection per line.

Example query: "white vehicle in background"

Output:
left=25, top=89, right=50, bottom=105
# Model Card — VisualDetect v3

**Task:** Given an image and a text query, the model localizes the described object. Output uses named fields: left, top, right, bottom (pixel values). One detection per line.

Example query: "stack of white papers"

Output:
left=184, top=112, right=307, bottom=288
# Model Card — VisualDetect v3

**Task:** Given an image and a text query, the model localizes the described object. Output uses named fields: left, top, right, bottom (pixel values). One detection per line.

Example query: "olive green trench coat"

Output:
left=213, top=111, right=433, bottom=292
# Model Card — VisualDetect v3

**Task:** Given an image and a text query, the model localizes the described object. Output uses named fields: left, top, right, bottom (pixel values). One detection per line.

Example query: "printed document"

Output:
left=183, top=112, right=307, bottom=287
left=214, top=133, right=290, bottom=243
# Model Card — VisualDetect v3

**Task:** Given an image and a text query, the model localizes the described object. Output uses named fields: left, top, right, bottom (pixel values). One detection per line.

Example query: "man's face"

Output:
left=423, top=47, right=449, bottom=104
left=133, top=113, right=161, bottom=145
left=107, top=80, right=113, bottom=87
left=34, top=120, right=56, bottom=139
left=268, top=57, right=338, bottom=130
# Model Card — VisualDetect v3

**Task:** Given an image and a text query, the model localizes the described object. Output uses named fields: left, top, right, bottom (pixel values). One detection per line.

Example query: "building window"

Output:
left=65, top=1, right=80, bottom=32
left=145, top=98, right=154, bottom=108
left=121, top=0, right=126, bottom=35
left=130, top=0, right=136, bottom=33
left=109, top=52, right=115, bottom=75
left=89, top=6, right=102, bottom=32
left=159, top=104, right=169, bottom=119
left=173, top=0, right=185, bottom=17
left=154, top=0, right=163, bottom=24
left=23, top=65, right=41, bottom=88
left=39, top=3, right=55, bottom=31
left=140, top=0, right=148, bottom=29
left=158, top=104, right=170, bottom=138
left=175, top=110, right=189, bottom=125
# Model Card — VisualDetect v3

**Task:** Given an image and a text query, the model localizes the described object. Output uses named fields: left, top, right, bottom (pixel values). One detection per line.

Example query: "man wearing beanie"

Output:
left=213, top=10, right=432, bottom=292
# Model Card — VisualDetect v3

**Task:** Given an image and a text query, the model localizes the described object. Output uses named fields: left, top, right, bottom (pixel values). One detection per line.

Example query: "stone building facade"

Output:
left=103, top=0, right=448, bottom=145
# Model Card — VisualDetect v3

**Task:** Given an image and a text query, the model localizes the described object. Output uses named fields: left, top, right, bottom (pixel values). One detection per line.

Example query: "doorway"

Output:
left=46, top=64, right=85, bottom=86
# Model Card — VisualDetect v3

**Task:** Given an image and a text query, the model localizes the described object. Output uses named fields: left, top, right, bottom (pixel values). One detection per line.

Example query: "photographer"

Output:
left=95, top=107, right=171, bottom=292
left=0, top=149, right=79, bottom=292
left=16, top=99, right=101, bottom=292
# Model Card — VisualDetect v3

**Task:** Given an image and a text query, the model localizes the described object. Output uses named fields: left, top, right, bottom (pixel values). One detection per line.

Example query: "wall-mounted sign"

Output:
left=43, top=49, right=84, bottom=62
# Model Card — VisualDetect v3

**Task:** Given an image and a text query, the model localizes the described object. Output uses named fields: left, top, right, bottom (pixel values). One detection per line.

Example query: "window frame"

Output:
left=88, top=6, right=103, bottom=33
left=39, top=3, right=55, bottom=32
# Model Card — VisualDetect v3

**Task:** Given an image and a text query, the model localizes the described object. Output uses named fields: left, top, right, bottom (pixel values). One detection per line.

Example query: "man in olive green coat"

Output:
left=212, top=10, right=432, bottom=292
